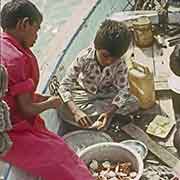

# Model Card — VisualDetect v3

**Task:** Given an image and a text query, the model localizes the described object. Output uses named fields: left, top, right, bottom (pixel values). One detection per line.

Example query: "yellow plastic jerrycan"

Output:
left=128, top=61, right=156, bottom=109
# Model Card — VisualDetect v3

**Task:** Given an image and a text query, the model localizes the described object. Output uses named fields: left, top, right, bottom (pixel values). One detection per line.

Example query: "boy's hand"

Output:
left=91, top=104, right=118, bottom=130
left=74, top=110, right=92, bottom=128
left=91, top=112, right=109, bottom=130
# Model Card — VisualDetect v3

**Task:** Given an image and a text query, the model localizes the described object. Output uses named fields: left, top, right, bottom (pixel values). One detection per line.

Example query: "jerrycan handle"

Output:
left=131, top=61, right=150, bottom=74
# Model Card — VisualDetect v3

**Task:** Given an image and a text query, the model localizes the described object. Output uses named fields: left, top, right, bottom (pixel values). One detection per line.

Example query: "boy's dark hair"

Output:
left=0, top=0, right=42, bottom=30
left=94, top=19, right=131, bottom=58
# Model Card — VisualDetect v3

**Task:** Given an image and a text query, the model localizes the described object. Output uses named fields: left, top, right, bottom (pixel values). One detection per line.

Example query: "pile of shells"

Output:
left=88, top=160, right=137, bottom=180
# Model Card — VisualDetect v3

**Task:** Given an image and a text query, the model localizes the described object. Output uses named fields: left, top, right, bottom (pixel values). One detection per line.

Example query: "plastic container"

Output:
left=128, top=61, right=156, bottom=109
left=133, top=16, right=154, bottom=48
left=78, top=142, right=144, bottom=180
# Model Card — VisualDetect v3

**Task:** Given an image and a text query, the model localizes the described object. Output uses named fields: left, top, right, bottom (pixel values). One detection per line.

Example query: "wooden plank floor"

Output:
left=108, top=42, right=180, bottom=175
left=126, top=42, right=180, bottom=161
left=116, top=42, right=177, bottom=147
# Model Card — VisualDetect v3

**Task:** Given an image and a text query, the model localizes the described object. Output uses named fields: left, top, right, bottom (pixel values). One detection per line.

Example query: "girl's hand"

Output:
left=48, top=96, right=62, bottom=108
left=34, top=93, right=50, bottom=102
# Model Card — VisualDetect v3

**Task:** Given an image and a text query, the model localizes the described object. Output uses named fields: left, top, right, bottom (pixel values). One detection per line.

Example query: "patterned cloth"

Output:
left=59, top=45, right=139, bottom=118
left=0, top=65, right=13, bottom=156
left=0, top=131, right=13, bottom=156
left=0, top=100, right=13, bottom=156
left=0, top=64, right=8, bottom=98
left=0, top=100, right=12, bottom=132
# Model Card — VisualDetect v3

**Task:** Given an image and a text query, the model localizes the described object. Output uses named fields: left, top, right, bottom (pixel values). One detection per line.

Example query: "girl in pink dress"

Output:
left=0, top=0, right=93, bottom=180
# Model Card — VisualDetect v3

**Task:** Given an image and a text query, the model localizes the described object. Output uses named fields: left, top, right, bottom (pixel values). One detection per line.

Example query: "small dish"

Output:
left=120, top=139, right=148, bottom=160
left=146, top=115, right=175, bottom=138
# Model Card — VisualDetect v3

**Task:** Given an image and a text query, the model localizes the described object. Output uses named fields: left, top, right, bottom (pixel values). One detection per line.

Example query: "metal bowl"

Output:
left=63, top=130, right=113, bottom=153
left=120, top=139, right=148, bottom=160
left=78, top=142, right=144, bottom=180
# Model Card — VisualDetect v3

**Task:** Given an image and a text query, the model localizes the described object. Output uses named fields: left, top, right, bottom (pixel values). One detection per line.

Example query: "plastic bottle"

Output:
left=128, top=54, right=156, bottom=109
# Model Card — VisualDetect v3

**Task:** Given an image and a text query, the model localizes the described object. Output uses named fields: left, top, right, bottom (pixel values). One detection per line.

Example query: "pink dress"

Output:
left=0, top=32, right=94, bottom=180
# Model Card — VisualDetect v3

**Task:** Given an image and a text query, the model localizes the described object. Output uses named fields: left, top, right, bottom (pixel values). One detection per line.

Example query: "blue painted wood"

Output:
left=42, top=0, right=129, bottom=94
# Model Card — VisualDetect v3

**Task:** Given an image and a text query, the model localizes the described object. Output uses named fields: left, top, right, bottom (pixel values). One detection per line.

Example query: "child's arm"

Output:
left=16, top=92, right=61, bottom=117
left=34, top=93, right=50, bottom=102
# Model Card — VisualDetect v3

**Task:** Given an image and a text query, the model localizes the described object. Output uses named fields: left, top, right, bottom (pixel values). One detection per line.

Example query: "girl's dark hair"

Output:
left=94, top=19, right=131, bottom=58
left=0, top=0, right=42, bottom=30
